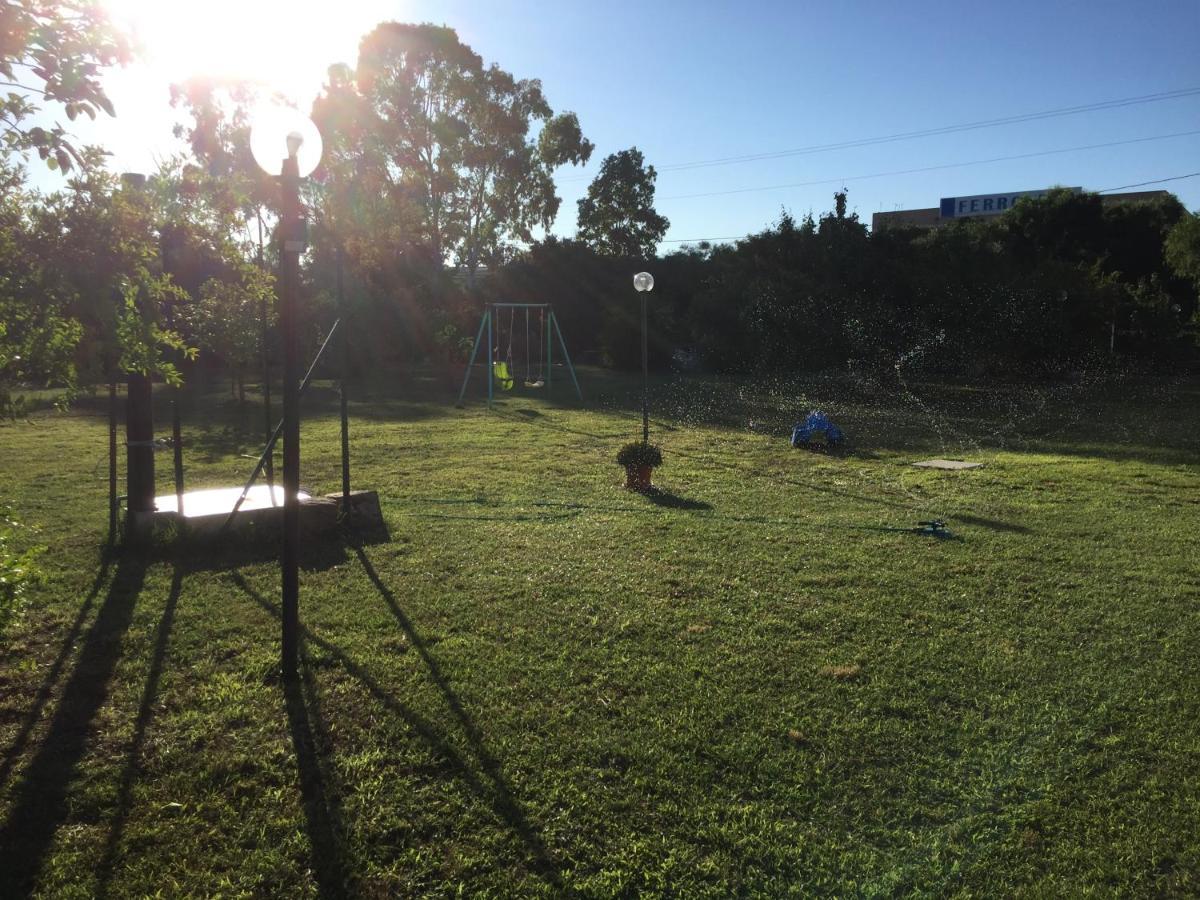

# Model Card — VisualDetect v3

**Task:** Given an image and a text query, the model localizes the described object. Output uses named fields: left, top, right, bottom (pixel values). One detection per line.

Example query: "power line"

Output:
left=657, top=169, right=1200, bottom=246
left=657, top=129, right=1200, bottom=202
left=659, top=88, right=1200, bottom=173
left=559, top=86, right=1200, bottom=182
left=1097, top=172, right=1200, bottom=192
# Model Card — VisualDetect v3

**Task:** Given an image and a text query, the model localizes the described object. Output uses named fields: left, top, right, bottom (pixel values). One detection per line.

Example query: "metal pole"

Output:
left=171, top=398, right=184, bottom=516
left=126, top=373, right=155, bottom=513
left=546, top=308, right=553, bottom=393
left=641, top=294, right=649, bottom=444
left=551, top=312, right=583, bottom=401
left=456, top=311, right=489, bottom=405
left=337, top=244, right=350, bottom=505
left=261, top=294, right=275, bottom=493
left=108, top=380, right=117, bottom=543
left=219, top=319, right=340, bottom=532
left=486, top=306, right=494, bottom=410
left=259, top=213, right=275, bottom=497
left=280, top=153, right=302, bottom=681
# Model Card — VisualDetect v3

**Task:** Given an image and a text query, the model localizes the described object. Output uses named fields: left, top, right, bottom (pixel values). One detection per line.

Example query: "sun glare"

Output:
left=104, top=0, right=356, bottom=105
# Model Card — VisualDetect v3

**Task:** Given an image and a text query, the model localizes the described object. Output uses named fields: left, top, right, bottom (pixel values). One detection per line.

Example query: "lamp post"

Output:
left=251, top=108, right=322, bottom=680
left=633, top=271, right=654, bottom=444
left=279, top=134, right=303, bottom=679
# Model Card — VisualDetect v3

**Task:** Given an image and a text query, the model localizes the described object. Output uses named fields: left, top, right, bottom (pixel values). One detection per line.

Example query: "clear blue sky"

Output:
left=53, top=0, right=1200, bottom=246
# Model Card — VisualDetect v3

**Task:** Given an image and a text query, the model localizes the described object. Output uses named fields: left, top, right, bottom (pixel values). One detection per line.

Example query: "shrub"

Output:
left=0, top=512, right=43, bottom=638
left=616, top=441, right=663, bottom=468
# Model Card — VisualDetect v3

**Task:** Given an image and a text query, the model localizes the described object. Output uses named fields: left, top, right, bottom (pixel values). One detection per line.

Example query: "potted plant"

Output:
left=616, top=441, right=663, bottom=492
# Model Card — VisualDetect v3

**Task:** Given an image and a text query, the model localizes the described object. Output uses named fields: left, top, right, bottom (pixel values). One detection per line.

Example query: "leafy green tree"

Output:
left=0, top=161, right=81, bottom=413
left=180, top=261, right=274, bottom=400
left=168, top=77, right=280, bottom=234
left=576, top=147, right=669, bottom=259
left=38, top=159, right=192, bottom=384
left=343, top=23, right=592, bottom=278
left=1165, top=211, right=1200, bottom=287
left=1164, top=210, right=1200, bottom=344
left=0, top=0, right=131, bottom=171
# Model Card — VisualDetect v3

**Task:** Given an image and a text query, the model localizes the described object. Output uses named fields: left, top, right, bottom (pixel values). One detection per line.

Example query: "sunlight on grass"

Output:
left=0, top=370, right=1197, bottom=896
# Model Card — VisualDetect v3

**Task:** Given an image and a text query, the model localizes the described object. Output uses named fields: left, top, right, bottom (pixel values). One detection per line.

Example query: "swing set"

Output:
left=457, top=303, right=582, bottom=407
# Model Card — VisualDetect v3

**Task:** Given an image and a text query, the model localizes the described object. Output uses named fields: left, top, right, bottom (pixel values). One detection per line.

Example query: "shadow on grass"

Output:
left=640, top=488, right=713, bottom=511
left=0, top=553, right=148, bottom=898
left=354, top=548, right=566, bottom=891
left=406, top=496, right=997, bottom=543
left=284, top=648, right=354, bottom=899
left=492, top=407, right=634, bottom=442
left=93, top=565, right=184, bottom=900
left=125, top=527, right=351, bottom=574
left=0, top=518, right=384, bottom=897
left=229, top=569, right=566, bottom=895
left=0, top=553, right=114, bottom=792
left=951, top=513, right=1033, bottom=534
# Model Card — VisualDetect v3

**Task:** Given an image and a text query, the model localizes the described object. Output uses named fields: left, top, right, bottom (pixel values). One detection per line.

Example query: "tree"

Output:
left=341, top=23, right=592, bottom=278
left=1165, top=210, right=1200, bottom=344
left=0, top=159, right=81, bottom=414
left=0, top=156, right=194, bottom=413
left=1165, top=211, right=1200, bottom=287
left=180, top=261, right=274, bottom=401
left=576, top=147, right=669, bottom=258
left=0, top=0, right=131, bottom=171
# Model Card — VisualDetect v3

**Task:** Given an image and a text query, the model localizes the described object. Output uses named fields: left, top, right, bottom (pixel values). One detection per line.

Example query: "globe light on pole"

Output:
left=250, top=105, right=322, bottom=680
left=250, top=104, right=323, bottom=177
left=633, top=272, right=654, bottom=444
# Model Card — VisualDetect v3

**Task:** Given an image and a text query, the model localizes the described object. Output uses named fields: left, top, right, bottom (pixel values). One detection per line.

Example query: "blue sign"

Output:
left=939, top=187, right=1081, bottom=219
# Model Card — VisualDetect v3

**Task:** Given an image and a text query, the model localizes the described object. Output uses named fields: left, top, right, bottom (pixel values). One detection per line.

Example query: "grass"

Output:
left=0, top=365, right=1197, bottom=897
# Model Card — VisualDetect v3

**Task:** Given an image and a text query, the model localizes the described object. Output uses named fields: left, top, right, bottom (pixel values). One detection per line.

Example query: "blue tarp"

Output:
left=791, top=411, right=845, bottom=448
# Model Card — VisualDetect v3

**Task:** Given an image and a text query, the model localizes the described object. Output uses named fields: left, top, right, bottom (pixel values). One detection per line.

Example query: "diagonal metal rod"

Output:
left=456, top=310, right=490, bottom=405
left=219, top=319, right=341, bottom=533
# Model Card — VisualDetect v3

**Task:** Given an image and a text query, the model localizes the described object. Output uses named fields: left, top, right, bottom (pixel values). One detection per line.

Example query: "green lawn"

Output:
left=0, top=368, right=1197, bottom=897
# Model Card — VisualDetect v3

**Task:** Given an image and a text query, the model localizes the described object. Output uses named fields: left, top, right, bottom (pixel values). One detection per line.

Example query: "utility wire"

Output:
left=657, top=129, right=1200, bottom=201
left=1097, top=172, right=1200, bottom=192
left=657, top=168, right=1200, bottom=245
left=560, top=86, right=1200, bottom=182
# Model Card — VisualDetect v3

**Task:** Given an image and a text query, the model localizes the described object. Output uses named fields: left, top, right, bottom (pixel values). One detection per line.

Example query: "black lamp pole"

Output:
left=258, top=211, right=274, bottom=491
left=337, top=243, right=350, bottom=504
left=280, top=152, right=302, bottom=680
left=641, top=292, right=649, bottom=444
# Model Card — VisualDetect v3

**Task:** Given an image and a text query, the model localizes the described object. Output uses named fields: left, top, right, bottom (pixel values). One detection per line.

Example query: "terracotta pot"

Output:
left=625, top=464, right=653, bottom=492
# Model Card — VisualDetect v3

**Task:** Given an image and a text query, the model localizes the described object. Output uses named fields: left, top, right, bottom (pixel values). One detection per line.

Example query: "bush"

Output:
left=616, top=441, right=663, bottom=468
left=0, top=512, right=42, bottom=638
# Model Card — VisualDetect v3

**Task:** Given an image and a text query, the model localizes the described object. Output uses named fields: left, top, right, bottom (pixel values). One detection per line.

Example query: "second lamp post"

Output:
left=633, top=271, right=654, bottom=444
left=251, top=107, right=322, bottom=680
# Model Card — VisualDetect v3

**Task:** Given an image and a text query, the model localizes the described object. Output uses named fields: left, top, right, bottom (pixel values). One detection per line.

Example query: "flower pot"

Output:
left=625, top=463, right=653, bottom=492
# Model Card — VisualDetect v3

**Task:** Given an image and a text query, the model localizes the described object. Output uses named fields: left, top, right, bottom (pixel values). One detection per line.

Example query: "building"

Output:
left=871, top=187, right=1170, bottom=231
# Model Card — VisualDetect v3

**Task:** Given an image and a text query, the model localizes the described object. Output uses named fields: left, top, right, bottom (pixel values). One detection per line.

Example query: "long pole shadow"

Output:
left=0, top=553, right=114, bottom=791
left=352, top=548, right=566, bottom=889
left=92, top=564, right=184, bottom=899
left=0, top=552, right=148, bottom=898
left=228, top=573, right=566, bottom=894
left=284, top=646, right=354, bottom=899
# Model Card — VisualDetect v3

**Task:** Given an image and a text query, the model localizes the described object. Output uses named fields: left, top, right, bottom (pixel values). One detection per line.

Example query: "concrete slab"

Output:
left=154, top=485, right=309, bottom=517
left=911, top=459, right=983, bottom=470
left=127, top=485, right=321, bottom=538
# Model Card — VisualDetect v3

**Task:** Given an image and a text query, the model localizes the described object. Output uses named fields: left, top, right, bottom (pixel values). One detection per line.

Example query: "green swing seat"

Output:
left=493, top=360, right=514, bottom=390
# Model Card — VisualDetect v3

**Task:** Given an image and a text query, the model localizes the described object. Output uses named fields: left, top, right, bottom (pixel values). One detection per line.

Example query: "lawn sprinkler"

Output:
left=914, top=520, right=951, bottom=538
